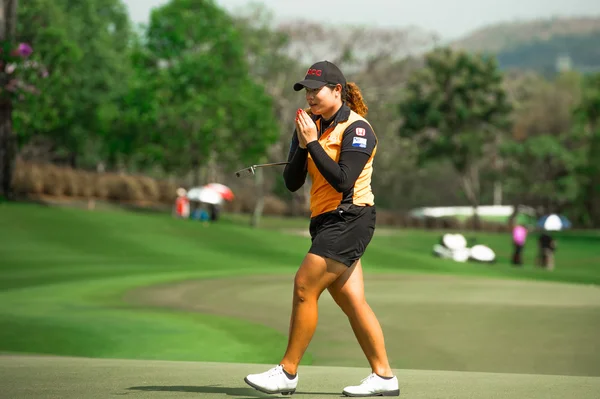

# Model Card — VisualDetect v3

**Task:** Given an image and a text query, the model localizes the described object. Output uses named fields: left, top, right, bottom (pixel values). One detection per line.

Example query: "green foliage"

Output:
left=104, top=44, right=162, bottom=169
left=500, top=72, right=600, bottom=226
left=14, top=0, right=80, bottom=141
left=125, top=0, right=279, bottom=176
left=15, top=0, right=132, bottom=167
left=9, top=3, right=600, bottom=227
left=399, top=47, right=511, bottom=172
left=575, top=73, right=600, bottom=127
left=14, top=0, right=278, bottom=179
left=501, top=134, right=585, bottom=207
left=398, top=47, right=512, bottom=215
left=573, top=73, right=600, bottom=226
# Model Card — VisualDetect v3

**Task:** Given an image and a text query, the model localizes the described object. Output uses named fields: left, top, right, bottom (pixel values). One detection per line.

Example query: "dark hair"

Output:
left=305, top=82, right=369, bottom=117
left=325, top=82, right=368, bottom=117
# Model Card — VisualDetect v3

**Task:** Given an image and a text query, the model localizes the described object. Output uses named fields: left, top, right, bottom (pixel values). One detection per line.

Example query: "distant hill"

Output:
left=451, top=16, right=600, bottom=74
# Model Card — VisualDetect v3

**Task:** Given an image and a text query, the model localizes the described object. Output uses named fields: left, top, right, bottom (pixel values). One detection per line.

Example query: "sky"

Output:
left=122, top=0, right=600, bottom=40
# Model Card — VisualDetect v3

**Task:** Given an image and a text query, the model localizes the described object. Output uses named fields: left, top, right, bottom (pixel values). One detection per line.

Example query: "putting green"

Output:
left=125, top=273, right=600, bottom=377
left=1, top=355, right=599, bottom=399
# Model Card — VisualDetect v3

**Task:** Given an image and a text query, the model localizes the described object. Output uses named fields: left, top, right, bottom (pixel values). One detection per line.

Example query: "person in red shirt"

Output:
left=174, top=188, right=189, bottom=218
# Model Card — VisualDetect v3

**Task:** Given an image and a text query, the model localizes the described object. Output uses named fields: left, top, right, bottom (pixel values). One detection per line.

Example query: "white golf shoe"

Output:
left=342, top=373, right=400, bottom=397
left=244, top=364, right=298, bottom=395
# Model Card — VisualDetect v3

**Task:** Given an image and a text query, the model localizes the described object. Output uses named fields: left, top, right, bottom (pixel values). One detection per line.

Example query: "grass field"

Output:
left=2, top=355, right=600, bottom=399
left=1, top=202, right=600, bottom=397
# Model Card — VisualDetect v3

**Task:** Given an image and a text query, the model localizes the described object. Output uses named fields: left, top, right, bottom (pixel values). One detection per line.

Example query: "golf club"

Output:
left=235, top=162, right=289, bottom=178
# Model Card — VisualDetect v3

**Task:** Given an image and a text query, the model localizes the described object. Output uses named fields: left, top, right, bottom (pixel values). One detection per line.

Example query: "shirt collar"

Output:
left=315, top=103, right=352, bottom=131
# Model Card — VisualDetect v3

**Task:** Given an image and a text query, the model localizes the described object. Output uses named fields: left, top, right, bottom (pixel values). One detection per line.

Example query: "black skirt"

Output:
left=308, top=204, right=376, bottom=267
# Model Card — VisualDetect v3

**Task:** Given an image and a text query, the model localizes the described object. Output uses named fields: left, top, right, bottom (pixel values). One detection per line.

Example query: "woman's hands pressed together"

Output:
left=295, top=108, right=318, bottom=149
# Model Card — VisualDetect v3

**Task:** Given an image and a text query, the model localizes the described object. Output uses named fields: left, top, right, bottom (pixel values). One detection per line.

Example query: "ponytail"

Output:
left=343, top=82, right=368, bottom=117
left=303, top=81, right=368, bottom=117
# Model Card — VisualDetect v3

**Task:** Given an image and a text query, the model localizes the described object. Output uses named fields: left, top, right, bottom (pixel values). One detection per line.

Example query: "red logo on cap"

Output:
left=307, top=69, right=322, bottom=77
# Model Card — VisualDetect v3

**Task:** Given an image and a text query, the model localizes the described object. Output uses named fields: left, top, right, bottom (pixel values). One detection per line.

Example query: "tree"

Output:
left=231, top=4, right=307, bottom=214
left=573, top=73, right=600, bottom=226
left=102, top=39, right=161, bottom=172
left=0, top=0, right=19, bottom=199
left=501, top=72, right=585, bottom=218
left=139, top=0, right=279, bottom=226
left=142, top=0, right=278, bottom=185
left=501, top=135, right=584, bottom=215
left=12, top=0, right=133, bottom=170
left=398, top=47, right=512, bottom=228
left=54, top=0, right=133, bottom=168
left=233, top=6, right=441, bottom=214
left=14, top=0, right=81, bottom=163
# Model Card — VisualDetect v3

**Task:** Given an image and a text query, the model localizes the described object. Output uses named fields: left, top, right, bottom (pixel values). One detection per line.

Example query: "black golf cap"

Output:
left=293, top=61, right=347, bottom=91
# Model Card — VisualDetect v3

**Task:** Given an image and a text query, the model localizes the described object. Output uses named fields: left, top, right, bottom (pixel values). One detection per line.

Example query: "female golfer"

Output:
left=244, top=61, right=399, bottom=397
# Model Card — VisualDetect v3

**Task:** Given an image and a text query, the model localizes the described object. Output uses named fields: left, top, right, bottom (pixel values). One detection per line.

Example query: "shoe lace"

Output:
left=360, top=373, right=377, bottom=385
left=267, top=365, right=284, bottom=377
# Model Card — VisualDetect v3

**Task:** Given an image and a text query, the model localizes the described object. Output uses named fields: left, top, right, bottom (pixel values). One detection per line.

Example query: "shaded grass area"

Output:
left=0, top=202, right=599, bottom=368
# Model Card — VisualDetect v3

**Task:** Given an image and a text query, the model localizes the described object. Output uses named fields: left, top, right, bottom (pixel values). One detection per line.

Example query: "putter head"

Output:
left=235, top=166, right=255, bottom=178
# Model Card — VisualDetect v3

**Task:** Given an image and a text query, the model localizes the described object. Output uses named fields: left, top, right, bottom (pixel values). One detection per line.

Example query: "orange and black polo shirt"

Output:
left=284, top=104, right=378, bottom=218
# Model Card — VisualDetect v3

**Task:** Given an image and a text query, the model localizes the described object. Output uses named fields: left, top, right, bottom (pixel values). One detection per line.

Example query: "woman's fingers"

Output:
left=296, top=109, right=306, bottom=129
left=299, top=109, right=311, bottom=124
left=299, top=111, right=311, bottom=130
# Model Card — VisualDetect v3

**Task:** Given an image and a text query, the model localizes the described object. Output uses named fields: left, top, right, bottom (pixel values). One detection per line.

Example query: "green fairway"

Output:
left=2, top=355, right=600, bottom=399
left=1, top=202, right=599, bottom=377
left=126, top=274, right=600, bottom=377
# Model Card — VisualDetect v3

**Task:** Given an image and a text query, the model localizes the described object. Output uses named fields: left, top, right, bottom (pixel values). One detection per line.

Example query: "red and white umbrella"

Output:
left=204, top=183, right=234, bottom=201
left=186, top=187, right=223, bottom=205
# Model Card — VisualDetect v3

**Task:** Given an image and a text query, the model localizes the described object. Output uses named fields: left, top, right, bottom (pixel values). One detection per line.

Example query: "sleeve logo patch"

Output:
left=352, top=137, right=367, bottom=148
left=355, top=128, right=366, bottom=136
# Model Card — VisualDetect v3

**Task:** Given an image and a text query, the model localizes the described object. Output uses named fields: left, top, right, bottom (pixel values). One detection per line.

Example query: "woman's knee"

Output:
left=331, top=289, right=366, bottom=316
left=293, top=274, right=315, bottom=303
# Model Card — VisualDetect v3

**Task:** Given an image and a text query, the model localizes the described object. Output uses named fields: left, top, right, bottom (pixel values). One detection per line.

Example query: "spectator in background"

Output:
left=208, top=203, right=220, bottom=222
left=538, top=233, right=556, bottom=271
left=174, top=188, right=190, bottom=219
left=511, top=224, right=528, bottom=266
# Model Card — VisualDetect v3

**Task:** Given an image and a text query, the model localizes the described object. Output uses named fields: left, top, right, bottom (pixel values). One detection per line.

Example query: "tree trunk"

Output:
left=69, top=151, right=78, bottom=168
left=459, top=164, right=481, bottom=230
left=205, top=149, right=218, bottom=183
left=0, top=0, right=18, bottom=39
left=0, top=0, right=18, bottom=200
left=190, top=142, right=200, bottom=187
left=493, top=181, right=502, bottom=205
left=0, top=101, right=16, bottom=199
left=251, top=166, right=264, bottom=228
left=507, top=203, right=520, bottom=230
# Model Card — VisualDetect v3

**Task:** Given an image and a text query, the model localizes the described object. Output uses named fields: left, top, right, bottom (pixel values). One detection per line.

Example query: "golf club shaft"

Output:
left=234, top=162, right=289, bottom=178
left=253, top=162, right=289, bottom=168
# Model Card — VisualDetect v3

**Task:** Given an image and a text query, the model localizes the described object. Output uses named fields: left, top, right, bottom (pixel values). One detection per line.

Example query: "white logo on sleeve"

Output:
left=352, top=137, right=367, bottom=148
left=355, top=128, right=366, bottom=136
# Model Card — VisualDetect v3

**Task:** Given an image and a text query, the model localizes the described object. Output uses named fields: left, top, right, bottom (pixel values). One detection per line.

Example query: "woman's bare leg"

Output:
left=327, top=259, right=393, bottom=377
left=280, top=253, right=348, bottom=375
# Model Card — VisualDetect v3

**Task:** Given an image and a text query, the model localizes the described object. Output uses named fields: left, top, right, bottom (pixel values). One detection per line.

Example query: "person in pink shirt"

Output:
left=511, top=224, right=528, bottom=266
